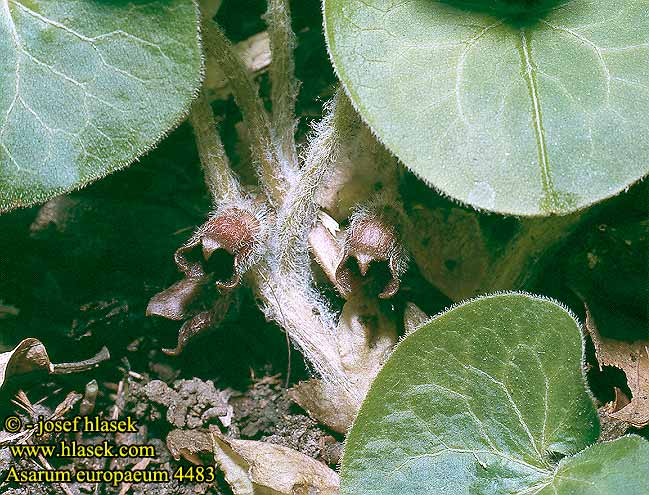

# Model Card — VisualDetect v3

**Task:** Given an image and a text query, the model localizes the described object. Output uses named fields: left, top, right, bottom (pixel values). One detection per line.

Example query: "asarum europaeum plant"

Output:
left=324, top=0, right=649, bottom=215
left=1, top=0, right=648, bottom=493
left=341, top=293, right=649, bottom=495
left=0, top=0, right=203, bottom=213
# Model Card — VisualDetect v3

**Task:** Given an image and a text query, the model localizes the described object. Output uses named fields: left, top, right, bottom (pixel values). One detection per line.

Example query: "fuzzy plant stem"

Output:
left=190, top=77, right=351, bottom=396
left=203, top=21, right=286, bottom=205
left=277, top=90, right=357, bottom=272
left=265, top=0, right=299, bottom=170
left=251, top=264, right=353, bottom=395
left=189, top=90, right=243, bottom=204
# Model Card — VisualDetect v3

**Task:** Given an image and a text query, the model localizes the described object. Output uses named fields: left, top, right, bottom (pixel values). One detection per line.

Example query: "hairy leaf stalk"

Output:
left=203, top=21, right=287, bottom=204
left=265, top=0, right=300, bottom=171
left=251, top=265, right=355, bottom=396
left=168, top=4, right=400, bottom=407
left=189, top=90, right=242, bottom=204
left=277, top=91, right=358, bottom=273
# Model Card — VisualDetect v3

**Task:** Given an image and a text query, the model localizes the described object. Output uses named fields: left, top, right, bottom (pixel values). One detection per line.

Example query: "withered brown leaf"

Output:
left=587, top=309, right=649, bottom=428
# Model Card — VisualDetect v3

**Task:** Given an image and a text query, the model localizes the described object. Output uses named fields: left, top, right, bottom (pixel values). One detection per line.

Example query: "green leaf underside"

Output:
left=341, top=293, right=649, bottom=494
left=324, top=0, right=649, bottom=216
left=0, top=0, right=202, bottom=212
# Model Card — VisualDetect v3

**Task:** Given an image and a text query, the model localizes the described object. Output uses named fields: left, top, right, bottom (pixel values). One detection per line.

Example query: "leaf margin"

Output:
left=0, top=0, right=206, bottom=214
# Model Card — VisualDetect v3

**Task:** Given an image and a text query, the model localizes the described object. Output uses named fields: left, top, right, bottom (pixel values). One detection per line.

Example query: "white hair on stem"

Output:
left=251, top=263, right=358, bottom=398
left=264, top=0, right=300, bottom=174
left=194, top=10, right=383, bottom=401
left=276, top=90, right=358, bottom=275
left=203, top=19, right=287, bottom=205
left=189, top=90, right=243, bottom=205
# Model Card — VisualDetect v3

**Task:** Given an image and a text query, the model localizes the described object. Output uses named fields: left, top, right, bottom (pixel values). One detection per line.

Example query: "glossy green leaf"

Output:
left=341, top=293, right=649, bottom=494
left=324, top=0, right=649, bottom=215
left=0, top=0, right=202, bottom=213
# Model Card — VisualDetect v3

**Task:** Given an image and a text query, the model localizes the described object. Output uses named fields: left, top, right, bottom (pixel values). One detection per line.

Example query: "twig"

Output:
left=112, top=378, right=126, bottom=420
left=79, top=380, right=98, bottom=416
left=117, top=458, right=152, bottom=495
left=51, top=347, right=110, bottom=375
left=257, top=270, right=292, bottom=388
left=38, top=454, right=76, bottom=495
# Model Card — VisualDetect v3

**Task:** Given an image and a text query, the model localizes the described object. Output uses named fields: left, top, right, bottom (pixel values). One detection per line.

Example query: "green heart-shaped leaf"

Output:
left=324, top=0, right=649, bottom=215
left=341, top=293, right=649, bottom=494
left=0, top=0, right=202, bottom=213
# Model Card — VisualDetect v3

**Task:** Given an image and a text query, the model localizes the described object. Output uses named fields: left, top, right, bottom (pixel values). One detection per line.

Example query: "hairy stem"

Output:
left=189, top=90, right=242, bottom=204
left=251, top=263, right=355, bottom=396
left=203, top=21, right=286, bottom=204
left=205, top=32, right=271, bottom=103
left=265, top=0, right=299, bottom=169
left=277, top=90, right=357, bottom=272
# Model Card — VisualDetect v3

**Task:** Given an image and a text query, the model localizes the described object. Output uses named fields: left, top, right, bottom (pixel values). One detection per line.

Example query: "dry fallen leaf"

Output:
left=405, top=206, right=490, bottom=301
left=0, top=338, right=53, bottom=387
left=0, top=339, right=109, bottom=391
left=586, top=308, right=649, bottom=428
left=598, top=387, right=632, bottom=442
left=210, top=429, right=339, bottom=495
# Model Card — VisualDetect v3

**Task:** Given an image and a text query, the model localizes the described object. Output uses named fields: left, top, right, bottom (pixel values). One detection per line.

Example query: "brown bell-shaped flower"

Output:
left=200, top=208, right=261, bottom=290
left=175, top=207, right=264, bottom=291
left=147, top=205, right=265, bottom=356
left=335, top=206, right=408, bottom=299
left=161, top=293, right=237, bottom=356
left=146, top=277, right=209, bottom=321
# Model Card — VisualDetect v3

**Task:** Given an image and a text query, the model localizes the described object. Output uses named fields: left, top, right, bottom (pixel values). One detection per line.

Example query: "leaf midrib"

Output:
left=518, top=29, right=556, bottom=213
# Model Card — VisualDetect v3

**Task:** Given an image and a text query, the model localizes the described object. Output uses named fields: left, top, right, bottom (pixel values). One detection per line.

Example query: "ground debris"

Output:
left=138, top=378, right=233, bottom=429
left=231, top=375, right=342, bottom=465
left=211, top=429, right=339, bottom=495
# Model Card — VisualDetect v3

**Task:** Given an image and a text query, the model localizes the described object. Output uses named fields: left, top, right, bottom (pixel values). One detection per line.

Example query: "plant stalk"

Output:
left=203, top=21, right=286, bottom=205
left=189, top=90, right=242, bottom=204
